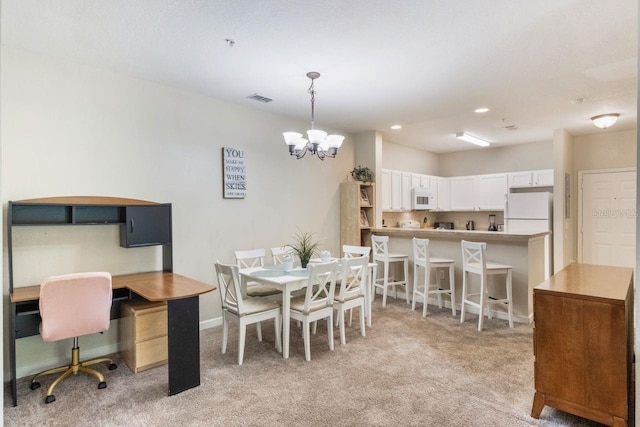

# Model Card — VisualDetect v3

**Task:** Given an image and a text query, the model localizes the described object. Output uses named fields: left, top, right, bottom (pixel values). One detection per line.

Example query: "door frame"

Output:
left=577, top=167, right=636, bottom=263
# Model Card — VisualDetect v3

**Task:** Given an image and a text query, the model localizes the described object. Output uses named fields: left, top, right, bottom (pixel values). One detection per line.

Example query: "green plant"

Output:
left=350, top=165, right=374, bottom=182
left=289, top=229, right=322, bottom=268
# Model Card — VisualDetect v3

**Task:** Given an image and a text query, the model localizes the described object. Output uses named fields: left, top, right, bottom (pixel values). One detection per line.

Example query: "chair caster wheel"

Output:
left=45, top=395, right=56, bottom=404
left=30, top=382, right=41, bottom=390
left=98, top=381, right=107, bottom=389
left=108, top=363, right=117, bottom=370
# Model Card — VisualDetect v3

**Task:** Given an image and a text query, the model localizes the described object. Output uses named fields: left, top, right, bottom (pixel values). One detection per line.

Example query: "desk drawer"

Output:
left=122, top=336, right=168, bottom=373
left=120, top=300, right=168, bottom=374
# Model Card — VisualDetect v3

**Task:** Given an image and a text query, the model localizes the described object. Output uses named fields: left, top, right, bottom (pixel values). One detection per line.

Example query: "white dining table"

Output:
left=239, top=260, right=377, bottom=360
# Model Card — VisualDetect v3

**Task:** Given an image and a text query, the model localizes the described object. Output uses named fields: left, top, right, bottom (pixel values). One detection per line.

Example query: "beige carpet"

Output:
left=5, top=299, right=608, bottom=426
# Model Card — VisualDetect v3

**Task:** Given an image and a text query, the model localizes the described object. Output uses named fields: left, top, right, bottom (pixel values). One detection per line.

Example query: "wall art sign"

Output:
left=222, top=147, right=246, bottom=199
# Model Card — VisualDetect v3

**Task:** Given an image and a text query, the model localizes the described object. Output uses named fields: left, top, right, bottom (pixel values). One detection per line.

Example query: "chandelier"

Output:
left=283, top=72, right=344, bottom=160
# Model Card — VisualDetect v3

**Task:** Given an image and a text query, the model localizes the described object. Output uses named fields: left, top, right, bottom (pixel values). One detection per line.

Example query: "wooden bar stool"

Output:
left=411, top=238, right=456, bottom=317
left=460, top=240, right=513, bottom=331
left=371, top=235, right=409, bottom=307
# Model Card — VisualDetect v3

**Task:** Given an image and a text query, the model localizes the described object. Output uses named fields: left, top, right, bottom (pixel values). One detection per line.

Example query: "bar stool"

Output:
left=411, top=238, right=456, bottom=317
left=460, top=240, right=513, bottom=331
left=371, top=235, right=409, bottom=307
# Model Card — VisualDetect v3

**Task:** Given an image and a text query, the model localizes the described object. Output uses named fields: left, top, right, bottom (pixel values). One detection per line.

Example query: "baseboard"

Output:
left=200, top=317, right=223, bottom=330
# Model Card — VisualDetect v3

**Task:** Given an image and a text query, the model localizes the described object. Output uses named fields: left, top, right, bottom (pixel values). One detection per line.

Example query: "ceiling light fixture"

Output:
left=283, top=72, right=344, bottom=160
left=590, top=113, right=620, bottom=129
left=391, top=124, right=402, bottom=130
left=474, top=107, right=490, bottom=113
left=455, top=132, right=490, bottom=147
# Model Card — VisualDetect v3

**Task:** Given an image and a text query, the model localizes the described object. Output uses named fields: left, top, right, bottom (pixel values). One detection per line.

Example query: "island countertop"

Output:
left=370, top=227, right=550, bottom=242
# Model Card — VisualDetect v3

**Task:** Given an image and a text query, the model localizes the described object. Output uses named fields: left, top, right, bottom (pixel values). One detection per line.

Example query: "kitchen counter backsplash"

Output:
left=382, top=210, right=504, bottom=231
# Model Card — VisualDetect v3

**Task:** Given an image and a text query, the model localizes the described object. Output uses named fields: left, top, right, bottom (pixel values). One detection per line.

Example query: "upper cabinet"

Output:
left=390, top=170, right=402, bottom=210
left=436, top=177, right=450, bottom=211
left=120, top=205, right=172, bottom=247
left=382, top=169, right=437, bottom=211
left=449, top=173, right=507, bottom=211
left=508, top=169, right=554, bottom=188
left=477, top=173, right=508, bottom=210
left=381, top=169, right=392, bottom=211
left=401, top=172, right=412, bottom=210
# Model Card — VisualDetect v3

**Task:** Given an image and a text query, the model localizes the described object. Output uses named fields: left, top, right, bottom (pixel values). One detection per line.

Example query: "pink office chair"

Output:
left=30, top=272, right=117, bottom=403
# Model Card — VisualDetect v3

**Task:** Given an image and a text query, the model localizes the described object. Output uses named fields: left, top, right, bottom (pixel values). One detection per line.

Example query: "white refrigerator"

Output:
left=504, top=192, right=553, bottom=233
left=504, top=192, right=553, bottom=278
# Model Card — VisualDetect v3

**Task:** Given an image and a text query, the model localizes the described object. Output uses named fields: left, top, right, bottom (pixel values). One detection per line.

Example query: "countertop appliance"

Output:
left=434, top=221, right=454, bottom=230
left=398, top=219, right=421, bottom=229
left=504, top=192, right=552, bottom=233
left=411, top=187, right=435, bottom=210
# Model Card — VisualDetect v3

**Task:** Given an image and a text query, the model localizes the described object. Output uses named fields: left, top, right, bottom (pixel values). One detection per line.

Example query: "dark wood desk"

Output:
left=7, top=197, right=214, bottom=406
left=531, top=263, right=633, bottom=427
left=10, top=272, right=215, bottom=404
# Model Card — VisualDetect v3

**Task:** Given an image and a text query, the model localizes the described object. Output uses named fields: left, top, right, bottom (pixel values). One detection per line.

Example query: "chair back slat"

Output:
left=461, top=240, right=487, bottom=271
left=215, top=261, right=244, bottom=314
left=342, top=245, right=371, bottom=259
left=271, top=246, right=295, bottom=264
left=234, top=249, right=266, bottom=269
left=412, top=238, right=430, bottom=265
left=371, top=235, right=389, bottom=260
left=302, top=261, right=337, bottom=314
left=337, top=255, right=368, bottom=301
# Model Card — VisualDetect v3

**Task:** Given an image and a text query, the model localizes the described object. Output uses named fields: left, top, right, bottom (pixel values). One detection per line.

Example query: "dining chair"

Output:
left=411, top=238, right=456, bottom=317
left=371, top=235, right=410, bottom=307
left=289, top=261, right=338, bottom=361
left=271, top=245, right=296, bottom=264
left=215, top=261, right=282, bottom=365
left=334, top=255, right=368, bottom=345
left=460, top=240, right=513, bottom=331
left=342, top=244, right=371, bottom=258
left=235, top=249, right=282, bottom=297
left=30, top=272, right=117, bottom=404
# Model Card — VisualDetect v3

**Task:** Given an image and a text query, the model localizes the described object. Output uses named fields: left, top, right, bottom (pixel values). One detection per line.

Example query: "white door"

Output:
left=580, top=170, right=636, bottom=267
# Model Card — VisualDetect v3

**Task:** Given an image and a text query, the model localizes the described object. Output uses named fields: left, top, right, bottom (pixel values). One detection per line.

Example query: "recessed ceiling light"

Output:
left=571, top=98, right=586, bottom=105
left=390, top=125, right=402, bottom=130
left=474, top=107, right=490, bottom=113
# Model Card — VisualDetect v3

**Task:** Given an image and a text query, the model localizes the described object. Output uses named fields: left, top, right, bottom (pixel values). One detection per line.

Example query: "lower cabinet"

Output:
left=120, top=300, right=168, bottom=373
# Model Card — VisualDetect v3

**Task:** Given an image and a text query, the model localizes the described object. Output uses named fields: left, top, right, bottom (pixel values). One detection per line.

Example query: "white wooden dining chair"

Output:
left=215, top=261, right=282, bottom=365
left=234, top=249, right=281, bottom=297
left=289, top=261, right=338, bottom=361
left=342, top=245, right=371, bottom=258
left=334, top=255, right=368, bottom=345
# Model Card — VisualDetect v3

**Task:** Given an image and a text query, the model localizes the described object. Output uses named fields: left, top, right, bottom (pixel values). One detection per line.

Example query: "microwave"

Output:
left=411, top=187, right=435, bottom=210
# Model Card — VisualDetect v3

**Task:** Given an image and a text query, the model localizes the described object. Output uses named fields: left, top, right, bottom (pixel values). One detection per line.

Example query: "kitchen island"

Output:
left=366, top=227, right=551, bottom=323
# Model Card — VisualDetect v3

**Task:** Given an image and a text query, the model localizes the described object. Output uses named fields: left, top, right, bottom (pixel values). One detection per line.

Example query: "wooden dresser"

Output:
left=531, top=263, right=633, bottom=427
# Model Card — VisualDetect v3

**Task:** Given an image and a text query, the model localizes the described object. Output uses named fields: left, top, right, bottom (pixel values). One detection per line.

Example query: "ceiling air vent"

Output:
left=247, top=93, right=273, bottom=103
left=503, top=125, right=518, bottom=131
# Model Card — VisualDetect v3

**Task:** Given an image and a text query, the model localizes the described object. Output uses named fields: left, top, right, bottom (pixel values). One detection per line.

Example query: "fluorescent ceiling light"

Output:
left=455, top=132, right=490, bottom=147
left=390, top=124, right=402, bottom=130
left=474, top=107, right=490, bottom=113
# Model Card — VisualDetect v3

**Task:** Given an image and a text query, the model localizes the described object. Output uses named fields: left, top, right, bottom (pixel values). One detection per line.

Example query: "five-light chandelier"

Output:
left=283, top=72, right=344, bottom=160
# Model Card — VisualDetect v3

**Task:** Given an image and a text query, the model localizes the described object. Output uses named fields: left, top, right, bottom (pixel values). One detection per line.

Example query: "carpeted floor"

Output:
left=5, top=299, right=608, bottom=426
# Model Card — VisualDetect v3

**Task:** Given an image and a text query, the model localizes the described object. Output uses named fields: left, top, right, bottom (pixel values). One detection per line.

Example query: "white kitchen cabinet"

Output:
left=411, top=173, right=431, bottom=190
left=436, top=177, right=450, bottom=210
left=477, top=173, right=508, bottom=210
left=449, top=176, right=477, bottom=210
left=381, top=169, right=391, bottom=211
left=508, top=169, right=554, bottom=188
left=390, top=170, right=402, bottom=210
left=401, top=172, right=412, bottom=210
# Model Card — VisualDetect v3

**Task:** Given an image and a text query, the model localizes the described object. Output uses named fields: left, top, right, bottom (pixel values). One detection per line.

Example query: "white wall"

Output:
left=439, top=140, right=553, bottom=176
left=573, top=129, right=637, bottom=171
left=382, top=140, right=439, bottom=175
left=2, top=47, right=354, bottom=376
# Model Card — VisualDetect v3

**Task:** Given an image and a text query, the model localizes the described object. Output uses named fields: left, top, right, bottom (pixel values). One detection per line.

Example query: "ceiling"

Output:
left=2, top=0, right=637, bottom=153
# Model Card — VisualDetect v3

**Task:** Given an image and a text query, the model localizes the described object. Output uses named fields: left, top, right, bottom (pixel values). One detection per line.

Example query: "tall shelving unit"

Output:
left=340, top=181, right=375, bottom=248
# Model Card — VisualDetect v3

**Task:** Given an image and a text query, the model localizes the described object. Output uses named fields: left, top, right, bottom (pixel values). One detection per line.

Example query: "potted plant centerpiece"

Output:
left=350, top=165, right=374, bottom=183
left=289, top=229, right=321, bottom=268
